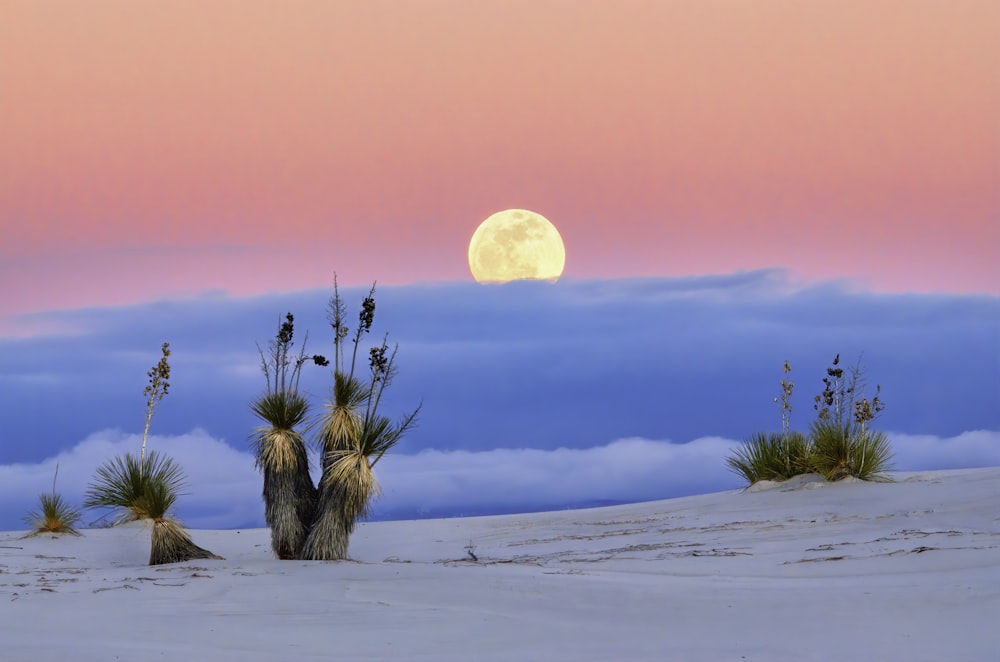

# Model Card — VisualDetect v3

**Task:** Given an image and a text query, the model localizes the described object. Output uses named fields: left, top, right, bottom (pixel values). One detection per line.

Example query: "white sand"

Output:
left=2, top=467, right=997, bottom=661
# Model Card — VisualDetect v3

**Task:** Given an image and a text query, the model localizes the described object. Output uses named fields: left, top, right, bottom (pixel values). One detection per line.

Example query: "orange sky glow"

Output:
left=1, top=0, right=997, bottom=321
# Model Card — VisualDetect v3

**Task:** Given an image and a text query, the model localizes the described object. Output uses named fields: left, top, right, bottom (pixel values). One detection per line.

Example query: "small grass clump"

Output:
left=24, top=492, right=82, bottom=537
left=23, top=464, right=82, bottom=537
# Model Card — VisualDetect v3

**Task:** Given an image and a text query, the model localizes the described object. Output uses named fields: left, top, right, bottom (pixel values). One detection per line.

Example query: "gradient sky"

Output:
left=1, top=0, right=998, bottom=328
left=1, top=2, right=998, bottom=530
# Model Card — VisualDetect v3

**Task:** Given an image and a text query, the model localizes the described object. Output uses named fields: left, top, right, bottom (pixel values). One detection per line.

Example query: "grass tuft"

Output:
left=23, top=492, right=83, bottom=536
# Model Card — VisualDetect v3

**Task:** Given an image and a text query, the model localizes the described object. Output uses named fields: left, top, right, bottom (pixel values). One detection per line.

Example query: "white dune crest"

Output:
left=2, top=466, right=997, bottom=661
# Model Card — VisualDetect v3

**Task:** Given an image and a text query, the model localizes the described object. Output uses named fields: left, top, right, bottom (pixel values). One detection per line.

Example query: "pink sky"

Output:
left=1, top=0, right=997, bottom=323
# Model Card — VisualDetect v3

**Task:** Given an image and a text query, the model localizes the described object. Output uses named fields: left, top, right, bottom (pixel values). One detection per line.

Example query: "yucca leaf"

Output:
left=83, top=451, right=186, bottom=523
left=251, top=391, right=310, bottom=431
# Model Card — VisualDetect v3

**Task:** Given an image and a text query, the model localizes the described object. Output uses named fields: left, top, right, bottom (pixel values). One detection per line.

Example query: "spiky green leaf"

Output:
left=83, top=451, right=186, bottom=522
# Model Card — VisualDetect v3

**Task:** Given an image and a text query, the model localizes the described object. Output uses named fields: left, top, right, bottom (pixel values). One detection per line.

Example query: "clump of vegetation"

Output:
left=23, top=464, right=82, bottom=537
left=251, top=313, right=326, bottom=559
left=252, top=277, right=420, bottom=561
left=84, top=342, right=220, bottom=564
left=727, top=355, right=892, bottom=486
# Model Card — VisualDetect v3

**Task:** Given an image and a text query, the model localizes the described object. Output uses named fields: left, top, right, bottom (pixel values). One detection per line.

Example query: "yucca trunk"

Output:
left=303, top=450, right=380, bottom=560
left=300, top=486, right=351, bottom=560
left=261, top=444, right=316, bottom=559
left=301, top=373, right=365, bottom=560
left=149, top=518, right=223, bottom=566
left=301, top=447, right=356, bottom=560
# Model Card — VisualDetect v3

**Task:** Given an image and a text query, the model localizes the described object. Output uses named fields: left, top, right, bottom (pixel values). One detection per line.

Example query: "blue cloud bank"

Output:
left=1, top=271, right=997, bottom=529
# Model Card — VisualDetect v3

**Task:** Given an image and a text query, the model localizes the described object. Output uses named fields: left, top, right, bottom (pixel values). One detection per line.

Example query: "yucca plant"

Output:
left=809, top=354, right=891, bottom=481
left=809, top=421, right=893, bottom=481
left=252, top=392, right=317, bottom=559
left=727, top=431, right=811, bottom=484
left=84, top=345, right=220, bottom=564
left=24, top=464, right=82, bottom=536
left=301, top=280, right=419, bottom=561
left=251, top=313, right=326, bottom=559
left=727, top=361, right=812, bottom=485
left=84, top=450, right=220, bottom=564
left=83, top=342, right=175, bottom=523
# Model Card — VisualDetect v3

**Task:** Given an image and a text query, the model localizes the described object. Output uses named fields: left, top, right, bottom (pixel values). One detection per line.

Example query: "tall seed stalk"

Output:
left=772, top=360, right=800, bottom=475
left=141, top=343, right=171, bottom=466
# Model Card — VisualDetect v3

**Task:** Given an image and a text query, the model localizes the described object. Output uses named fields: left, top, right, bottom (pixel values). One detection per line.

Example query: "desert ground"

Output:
left=2, top=467, right=997, bottom=661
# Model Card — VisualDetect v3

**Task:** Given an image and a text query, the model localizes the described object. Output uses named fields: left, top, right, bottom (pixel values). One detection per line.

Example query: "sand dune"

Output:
left=2, top=467, right=997, bottom=661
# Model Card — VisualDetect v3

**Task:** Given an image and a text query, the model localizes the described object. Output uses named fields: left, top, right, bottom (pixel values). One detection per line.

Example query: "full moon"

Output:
left=468, top=209, right=566, bottom=284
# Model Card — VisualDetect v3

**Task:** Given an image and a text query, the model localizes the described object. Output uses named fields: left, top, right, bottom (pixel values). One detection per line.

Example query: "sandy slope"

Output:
left=1, top=467, right=997, bottom=661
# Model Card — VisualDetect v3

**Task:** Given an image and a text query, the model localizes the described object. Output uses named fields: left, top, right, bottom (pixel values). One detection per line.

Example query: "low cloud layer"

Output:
left=2, top=427, right=998, bottom=531
left=2, top=272, right=998, bottom=467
